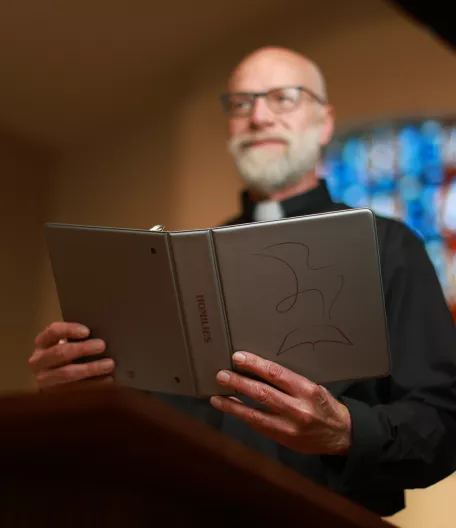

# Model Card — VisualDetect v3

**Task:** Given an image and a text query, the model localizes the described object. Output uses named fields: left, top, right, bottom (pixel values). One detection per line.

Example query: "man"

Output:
left=29, top=47, right=456, bottom=517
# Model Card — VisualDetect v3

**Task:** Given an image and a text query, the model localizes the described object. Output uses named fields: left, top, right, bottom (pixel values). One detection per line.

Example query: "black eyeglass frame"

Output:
left=219, top=85, right=327, bottom=116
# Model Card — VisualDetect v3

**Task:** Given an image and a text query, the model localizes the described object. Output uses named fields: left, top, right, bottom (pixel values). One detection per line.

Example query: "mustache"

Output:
left=229, top=131, right=292, bottom=150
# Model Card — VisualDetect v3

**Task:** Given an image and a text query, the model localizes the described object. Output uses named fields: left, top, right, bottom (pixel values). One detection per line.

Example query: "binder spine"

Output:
left=169, top=230, right=233, bottom=397
left=165, top=233, right=199, bottom=397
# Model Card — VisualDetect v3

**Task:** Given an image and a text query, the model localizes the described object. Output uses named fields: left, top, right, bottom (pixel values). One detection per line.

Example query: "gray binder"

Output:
left=45, top=208, right=390, bottom=398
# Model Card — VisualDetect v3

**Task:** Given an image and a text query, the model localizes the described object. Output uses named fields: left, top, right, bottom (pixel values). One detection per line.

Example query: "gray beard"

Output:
left=228, top=126, right=322, bottom=195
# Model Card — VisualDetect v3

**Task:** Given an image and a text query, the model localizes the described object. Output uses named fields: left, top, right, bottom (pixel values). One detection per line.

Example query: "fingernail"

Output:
left=77, top=325, right=90, bottom=337
left=210, top=396, right=223, bottom=409
left=233, top=352, right=246, bottom=364
left=100, top=358, right=115, bottom=372
left=217, top=371, right=230, bottom=383
left=92, top=339, right=106, bottom=352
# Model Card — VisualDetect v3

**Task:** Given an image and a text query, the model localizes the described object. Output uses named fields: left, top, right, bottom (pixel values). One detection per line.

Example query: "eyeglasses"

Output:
left=220, top=86, right=326, bottom=118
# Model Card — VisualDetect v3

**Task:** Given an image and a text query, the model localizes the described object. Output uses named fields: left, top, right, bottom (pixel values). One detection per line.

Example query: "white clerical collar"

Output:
left=252, top=200, right=285, bottom=222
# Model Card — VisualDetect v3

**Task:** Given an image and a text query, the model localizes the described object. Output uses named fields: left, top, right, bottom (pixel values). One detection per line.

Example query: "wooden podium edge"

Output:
left=0, top=385, right=395, bottom=527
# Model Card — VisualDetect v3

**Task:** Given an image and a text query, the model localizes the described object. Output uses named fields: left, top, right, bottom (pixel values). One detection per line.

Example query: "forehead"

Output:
left=229, top=53, right=312, bottom=93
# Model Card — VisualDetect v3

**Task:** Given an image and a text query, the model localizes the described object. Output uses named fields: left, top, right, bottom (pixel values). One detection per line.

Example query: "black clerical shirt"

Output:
left=156, top=180, right=456, bottom=517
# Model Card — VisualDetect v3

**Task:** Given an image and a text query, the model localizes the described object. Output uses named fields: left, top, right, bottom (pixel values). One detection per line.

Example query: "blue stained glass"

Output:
left=371, top=178, right=396, bottom=193
left=398, top=126, right=422, bottom=175
left=369, top=131, right=395, bottom=182
left=342, top=138, right=368, bottom=185
left=425, top=165, right=445, bottom=185
left=443, top=126, right=456, bottom=166
left=369, top=193, right=398, bottom=218
left=341, top=184, right=369, bottom=208
left=398, top=175, right=422, bottom=202
left=439, top=181, right=456, bottom=232
left=425, top=239, right=447, bottom=285
left=325, top=176, right=341, bottom=201
left=323, top=117, right=456, bottom=318
left=421, top=120, right=444, bottom=184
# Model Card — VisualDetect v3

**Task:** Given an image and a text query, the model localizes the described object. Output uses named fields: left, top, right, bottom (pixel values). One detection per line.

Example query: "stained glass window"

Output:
left=321, top=118, right=456, bottom=319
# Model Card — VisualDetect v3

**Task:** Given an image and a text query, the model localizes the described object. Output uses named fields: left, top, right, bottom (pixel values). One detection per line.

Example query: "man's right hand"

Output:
left=29, top=322, right=115, bottom=391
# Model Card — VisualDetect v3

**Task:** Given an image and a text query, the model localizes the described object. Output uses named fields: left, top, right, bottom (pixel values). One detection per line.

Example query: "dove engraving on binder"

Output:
left=254, top=242, right=354, bottom=356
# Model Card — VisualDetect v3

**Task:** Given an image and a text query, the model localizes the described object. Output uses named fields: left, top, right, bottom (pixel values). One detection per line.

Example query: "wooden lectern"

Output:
left=0, top=386, right=395, bottom=527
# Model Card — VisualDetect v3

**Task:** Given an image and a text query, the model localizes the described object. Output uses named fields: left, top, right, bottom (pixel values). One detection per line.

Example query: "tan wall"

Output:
left=5, top=4, right=455, bottom=527
left=0, top=133, right=52, bottom=392
left=391, top=473, right=456, bottom=527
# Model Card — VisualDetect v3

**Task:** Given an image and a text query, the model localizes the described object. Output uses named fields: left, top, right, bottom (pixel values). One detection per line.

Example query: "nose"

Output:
left=249, top=96, right=276, bottom=130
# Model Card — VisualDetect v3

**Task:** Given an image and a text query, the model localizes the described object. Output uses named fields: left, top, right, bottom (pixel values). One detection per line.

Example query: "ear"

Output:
left=319, top=104, right=335, bottom=146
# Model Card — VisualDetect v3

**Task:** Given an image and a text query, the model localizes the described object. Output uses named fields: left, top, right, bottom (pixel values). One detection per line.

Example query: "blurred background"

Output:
left=0, top=0, right=454, bottom=525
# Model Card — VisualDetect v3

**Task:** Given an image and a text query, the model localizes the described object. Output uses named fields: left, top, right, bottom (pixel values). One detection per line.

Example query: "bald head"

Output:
left=228, top=46, right=327, bottom=102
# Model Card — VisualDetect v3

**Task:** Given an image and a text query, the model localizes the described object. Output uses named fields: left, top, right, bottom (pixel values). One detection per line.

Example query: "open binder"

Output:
left=45, top=208, right=390, bottom=397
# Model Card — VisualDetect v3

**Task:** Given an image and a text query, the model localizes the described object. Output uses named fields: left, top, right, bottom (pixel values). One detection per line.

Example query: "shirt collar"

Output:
left=239, top=179, right=335, bottom=221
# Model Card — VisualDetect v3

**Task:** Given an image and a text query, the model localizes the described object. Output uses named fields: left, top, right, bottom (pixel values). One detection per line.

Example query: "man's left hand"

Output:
left=210, top=351, right=352, bottom=456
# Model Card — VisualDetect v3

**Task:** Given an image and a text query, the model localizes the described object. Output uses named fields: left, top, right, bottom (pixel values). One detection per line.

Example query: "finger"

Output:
left=232, top=351, right=316, bottom=397
left=29, top=338, right=106, bottom=373
left=215, top=370, right=295, bottom=415
left=34, top=322, right=90, bottom=349
left=36, top=358, right=115, bottom=389
left=210, top=396, right=292, bottom=435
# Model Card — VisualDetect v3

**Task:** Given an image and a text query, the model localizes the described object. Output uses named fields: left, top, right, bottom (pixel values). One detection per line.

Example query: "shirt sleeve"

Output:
left=321, top=222, right=456, bottom=499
